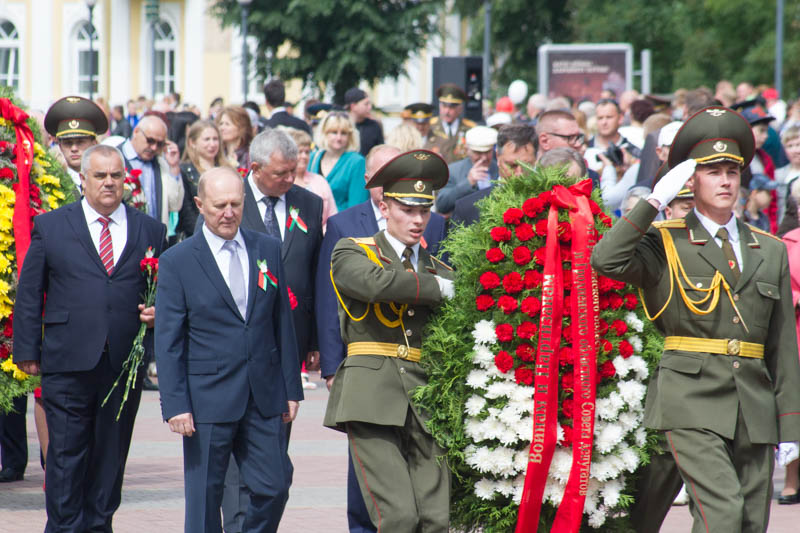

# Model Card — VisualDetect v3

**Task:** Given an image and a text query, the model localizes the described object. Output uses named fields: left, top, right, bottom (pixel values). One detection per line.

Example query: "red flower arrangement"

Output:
left=495, top=351, right=514, bottom=373
left=516, top=343, right=535, bottom=362
left=497, top=295, right=518, bottom=314
left=486, top=248, right=506, bottom=263
left=516, top=321, right=537, bottom=339
left=479, top=271, right=501, bottom=290
left=515, top=223, right=535, bottom=242
left=476, top=294, right=495, bottom=311
left=514, top=366, right=534, bottom=385
left=502, top=272, right=524, bottom=294
left=495, top=323, right=514, bottom=342
left=512, top=246, right=532, bottom=266
left=503, top=207, right=524, bottom=225
left=491, top=227, right=512, bottom=242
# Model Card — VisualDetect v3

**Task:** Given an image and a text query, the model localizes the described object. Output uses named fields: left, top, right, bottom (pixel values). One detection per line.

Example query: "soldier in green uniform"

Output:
left=426, top=84, right=477, bottom=164
left=592, top=106, right=800, bottom=533
left=324, top=149, right=454, bottom=532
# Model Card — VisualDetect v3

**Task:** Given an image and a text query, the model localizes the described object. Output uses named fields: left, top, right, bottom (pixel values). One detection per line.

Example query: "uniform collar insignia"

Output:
left=688, top=228, right=708, bottom=244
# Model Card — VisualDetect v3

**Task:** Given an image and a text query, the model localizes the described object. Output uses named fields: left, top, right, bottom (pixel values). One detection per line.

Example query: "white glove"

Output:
left=777, top=442, right=800, bottom=467
left=436, top=276, right=455, bottom=300
left=647, top=158, right=697, bottom=210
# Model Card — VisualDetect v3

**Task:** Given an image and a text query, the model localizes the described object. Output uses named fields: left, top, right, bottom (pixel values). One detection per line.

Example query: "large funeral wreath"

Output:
left=416, top=167, right=665, bottom=532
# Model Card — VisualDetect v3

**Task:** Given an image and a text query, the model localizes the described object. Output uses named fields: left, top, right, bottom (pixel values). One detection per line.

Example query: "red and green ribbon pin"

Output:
left=286, top=206, right=308, bottom=233
left=257, top=259, right=278, bottom=290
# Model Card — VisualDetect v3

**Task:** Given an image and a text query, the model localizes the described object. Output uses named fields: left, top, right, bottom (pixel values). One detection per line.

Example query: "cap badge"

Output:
left=413, top=152, right=431, bottom=161
left=66, top=97, right=80, bottom=103
left=706, top=109, right=726, bottom=117
left=713, top=141, right=727, bottom=152
left=414, top=180, right=426, bottom=192
left=69, top=120, right=80, bottom=129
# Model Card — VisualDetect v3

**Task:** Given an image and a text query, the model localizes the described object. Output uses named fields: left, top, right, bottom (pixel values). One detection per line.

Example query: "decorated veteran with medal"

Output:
left=324, top=149, right=454, bottom=532
left=592, top=107, right=800, bottom=533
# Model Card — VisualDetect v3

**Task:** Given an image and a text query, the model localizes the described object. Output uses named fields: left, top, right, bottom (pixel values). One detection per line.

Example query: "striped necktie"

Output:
left=98, top=216, right=114, bottom=275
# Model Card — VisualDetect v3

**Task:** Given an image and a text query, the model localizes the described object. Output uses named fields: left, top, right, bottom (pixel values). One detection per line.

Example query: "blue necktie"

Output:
left=263, top=196, right=281, bottom=240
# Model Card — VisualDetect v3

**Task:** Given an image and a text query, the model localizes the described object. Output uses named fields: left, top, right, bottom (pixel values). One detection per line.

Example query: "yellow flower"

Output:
left=47, top=196, right=59, bottom=210
left=0, top=358, right=13, bottom=373
left=13, top=368, right=27, bottom=381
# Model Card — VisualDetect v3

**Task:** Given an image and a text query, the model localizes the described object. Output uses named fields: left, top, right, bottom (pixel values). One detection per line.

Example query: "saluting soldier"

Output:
left=324, top=149, right=454, bottom=532
left=44, top=95, right=109, bottom=199
left=426, top=84, right=476, bottom=164
left=592, top=106, right=800, bottom=533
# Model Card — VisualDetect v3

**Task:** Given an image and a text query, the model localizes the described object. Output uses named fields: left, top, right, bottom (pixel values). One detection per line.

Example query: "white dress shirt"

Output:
left=248, top=174, right=287, bottom=240
left=67, top=167, right=82, bottom=191
left=694, top=208, right=743, bottom=267
left=371, top=200, right=386, bottom=231
left=202, top=224, right=250, bottom=295
left=383, top=230, right=420, bottom=271
left=81, top=198, right=127, bottom=265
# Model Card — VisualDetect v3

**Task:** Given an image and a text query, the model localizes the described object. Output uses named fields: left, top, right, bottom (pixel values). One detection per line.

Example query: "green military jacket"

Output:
left=424, top=116, right=476, bottom=164
left=323, top=230, right=454, bottom=433
left=591, top=200, right=800, bottom=444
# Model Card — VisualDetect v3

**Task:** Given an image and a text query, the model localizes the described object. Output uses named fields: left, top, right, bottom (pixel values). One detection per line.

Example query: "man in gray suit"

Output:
left=434, top=126, right=498, bottom=215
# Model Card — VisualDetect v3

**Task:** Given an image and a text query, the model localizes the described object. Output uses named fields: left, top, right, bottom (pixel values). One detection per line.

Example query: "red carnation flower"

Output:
left=486, top=247, right=506, bottom=263
left=476, top=294, right=495, bottom=311
left=598, top=276, right=616, bottom=293
left=512, top=246, right=532, bottom=266
left=495, top=351, right=514, bottom=373
left=520, top=296, right=541, bottom=317
left=611, top=319, right=628, bottom=337
left=2, top=315, right=12, bottom=338
left=491, top=226, right=512, bottom=242
left=623, top=293, right=638, bottom=310
left=562, top=398, right=574, bottom=418
left=515, top=222, right=535, bottom=242
left=535, top=218, right=549, bottom=236
left=598, top=294, right=610, bottom=310
left=588, top=200, right=601, bottom=214
left=503, top=207, right=524, bottom=225
left=599, top=360, right=616, bottom=378
left=599, top=213, right=613, bottom=227
left=618, top=340, right=634, bottom=359
left=523, top=270, right=543, bottom=289
left=598, top=319, right=609, bottom=336
left=0, top=344, right=9, bottom=360
left=495, top=323, right=514, bottom=342
left=562, top=324, right=572, bottom=342
left=560, top=424, right=574, bottom=446
left=130, top=168, right=143, bottom=178
left=497, top=295, right=519, bottom=314
left=601, top=339, right=613, bottom=354
left=533, top=247, right=546, bottom=265
left=538, top=191, right=552, bottom=203
left=608, top=293, right=623, bottom=310
left=612, top=279, right=627, bottom=290
left=558, top=221, right=572, bottom=242
left=516, top=343, right=535, bottom=362
left=558, top=346, right=574, bottom=366
left=522, top=197, right=546, bottom=217
left=479, top=271, right=501, bottom=290
left=517, top=321, right=538, bottom=339
left=502, top=271, right=524, bottom=294
left=0, top=167, right=14, bottom=180
left=515, top=366, right=534, bottom=385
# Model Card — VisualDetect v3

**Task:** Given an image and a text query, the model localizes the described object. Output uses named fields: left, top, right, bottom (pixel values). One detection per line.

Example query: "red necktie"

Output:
left=98, top=216, right=114, bottom=275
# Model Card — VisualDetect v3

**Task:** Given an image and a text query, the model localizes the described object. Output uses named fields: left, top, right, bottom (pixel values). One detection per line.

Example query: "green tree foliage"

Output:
left=212, top=0, right=444, bottom=102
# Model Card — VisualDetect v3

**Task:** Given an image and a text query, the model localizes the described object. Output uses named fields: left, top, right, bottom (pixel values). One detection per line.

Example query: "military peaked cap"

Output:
left=367, top=149, right=448, bottom=207
left=44, top=96, right=108, bottom=139
left=668, top=106, right=755, bottom=168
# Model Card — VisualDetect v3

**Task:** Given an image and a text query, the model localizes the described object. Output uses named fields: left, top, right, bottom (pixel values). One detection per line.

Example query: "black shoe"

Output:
left=0, top=468, right=24, bottom=482
left=143, top=377, right=159, bottom=391
left=779, top=491, right=800, bottom=504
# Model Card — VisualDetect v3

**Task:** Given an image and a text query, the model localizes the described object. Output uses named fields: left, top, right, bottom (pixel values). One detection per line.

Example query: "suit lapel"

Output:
left=735, top=222, right=763, bottom=291
left=193, top=231, right=243, bottom=320
left=280, top=188, right=299, bottom=261
left=65, top=202, right=110, bottom=275
left=243, top=178, right=268, bottom=233
left=686, top=212, right=739, bottom=288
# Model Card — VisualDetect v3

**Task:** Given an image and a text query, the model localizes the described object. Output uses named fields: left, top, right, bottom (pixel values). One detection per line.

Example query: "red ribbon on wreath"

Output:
left=0, top=98, right=34, bottom=271
left=516, top=179, right=598, bottom=533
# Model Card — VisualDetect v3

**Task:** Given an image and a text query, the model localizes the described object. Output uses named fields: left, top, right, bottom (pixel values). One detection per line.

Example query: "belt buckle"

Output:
left=396, top=345, right=409, bottom=359
left=727, top=339, right=741, bottom=356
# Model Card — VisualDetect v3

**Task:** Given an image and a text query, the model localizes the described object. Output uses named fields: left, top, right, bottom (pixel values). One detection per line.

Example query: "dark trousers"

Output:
left=629, top=445, right=684, bottom=533
left=184, top=397, right=292, bottom=533
left=347, top=448, right=377, bottom=533
left=0, top=394, right=28, bottom=474
left=41, top=352, right=142, bottom=533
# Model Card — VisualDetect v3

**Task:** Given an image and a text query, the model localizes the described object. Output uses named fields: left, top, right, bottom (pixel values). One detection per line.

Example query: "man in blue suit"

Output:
left=156, top=166, right=303, bottom=533
left=14, top=144, right=167, bottom=532
left=315, top=144, right=447, bottom=532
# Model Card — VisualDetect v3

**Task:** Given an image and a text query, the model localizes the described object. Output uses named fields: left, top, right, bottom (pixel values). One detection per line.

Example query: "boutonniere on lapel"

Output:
left=257, top=259, right=278, bottom=290
left=286, top=205, right=308, bottom=234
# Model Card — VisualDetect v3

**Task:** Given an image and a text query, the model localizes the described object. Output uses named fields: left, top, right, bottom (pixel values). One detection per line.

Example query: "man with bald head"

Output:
left=314, top=145, right=447, bottom=533
left=156, top=166, right=302, bottom=533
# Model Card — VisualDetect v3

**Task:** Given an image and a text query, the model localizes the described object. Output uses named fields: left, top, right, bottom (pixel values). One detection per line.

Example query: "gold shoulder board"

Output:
left=430, top=117, right=440, bottom=125
left=349, top=237, right=376, bottom=246
left=462, top=118, right=477, bottom=128
left=746, top=224, right=781, bottom=242
left=652, top=219, right=686, bottom=229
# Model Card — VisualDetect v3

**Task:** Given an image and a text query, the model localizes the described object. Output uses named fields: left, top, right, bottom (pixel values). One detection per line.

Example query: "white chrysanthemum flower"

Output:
left=596, top=423, right=625, bottom=453
left=628, top=355, right=649, bottom=381
left=482, top=417, right=507, bottom=441
left=466, top=369, right=490, bottom=390
left=485, top=363, right=513, bottom=381
left=514, top=416, right=533, bottom=441
left=601, top=478, right=624, bottom=507
left=466, top=446, right=491, bottom=471
left=588, top=508, right=607, bottom=528
left=628, top=334, right=643, bottom=353
left=513, top=476, right=525, bottom=504
left=472, top=344, right=496, bottom=369
left=465, top=395, right=487, bottom=416
left=509, top=384, right=535, bottom=402
left=486, top=381, right=516, bottom=400
left=557, top=424, right=565, bottom=443
left=591, top=456, right=614, bottom=482
left=595, top=397, right=621, bottom=421
left=550, top=448, right=573, bottom=483
left=472, top=319, right=497, bottom=345
left=608, top=391, right=625, bottom=412
left=487, top=446, right=517, bottom=476
left=543, top=478, right=566, bottom=505
left=612, top=355, right=631, bottom=378
left=498, top=427, right=520, bottom=447
left=618, top=411, right=639, bottom=433
left=495, top=479, right=515, bottom=497
left=624, top=311, right=644, bottom=332
left=475, top=478, right=497, bottom=500
left=634, top=427, right=647, bottom=447
left=465, top=418, right=486, bottom=441
left=618, top=380, right=647, bottom=407
left=619, top=444, right=640, bottom=472
left=514, top=449, right=529, bottom=472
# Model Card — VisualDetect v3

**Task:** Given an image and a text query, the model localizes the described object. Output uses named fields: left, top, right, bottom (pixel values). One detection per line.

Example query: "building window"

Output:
left=0, top=19, right=19, bottom=89
left=153, top=21, right=176, bottom=100
left=75, top=21, right=99, bottom=97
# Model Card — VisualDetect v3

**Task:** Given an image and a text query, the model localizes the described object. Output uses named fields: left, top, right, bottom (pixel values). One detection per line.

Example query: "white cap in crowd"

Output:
left=465, top=126, right=498, bottom=152
left=658, top=121, right=683, bottom=147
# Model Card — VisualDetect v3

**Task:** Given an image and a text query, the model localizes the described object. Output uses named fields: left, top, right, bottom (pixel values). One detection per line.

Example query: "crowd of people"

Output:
left=2, top=73, right=800, bottom=533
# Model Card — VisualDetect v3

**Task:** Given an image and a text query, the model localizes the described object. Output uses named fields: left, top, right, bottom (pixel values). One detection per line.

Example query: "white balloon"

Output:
left=508, top=80, right=529, bottom=105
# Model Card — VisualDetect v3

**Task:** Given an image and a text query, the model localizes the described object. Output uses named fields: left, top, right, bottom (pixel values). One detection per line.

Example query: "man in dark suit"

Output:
left=263, top=79, right=312, bottom=135
left=13, top=144, right=167, bottom=532
left=315, top=144, right=446, bottom=533
left=156, top=167, right=303, bottom=533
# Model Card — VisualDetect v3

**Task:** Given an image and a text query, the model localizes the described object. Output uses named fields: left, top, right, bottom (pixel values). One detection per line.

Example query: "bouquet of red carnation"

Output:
left=103, top=246, right=158, bottom=420
left=123, top=169, right=148, bottom=213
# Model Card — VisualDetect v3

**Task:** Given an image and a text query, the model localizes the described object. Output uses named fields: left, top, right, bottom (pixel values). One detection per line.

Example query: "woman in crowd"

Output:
left=216, top=105, right=253, bottom=169
left=777, top=126, right=800, bottom=223
left=284, top=127, right=338, bottom=232
left=176, top=120, right=230, bottom=237
left=308, top=111, right=368, bottom=210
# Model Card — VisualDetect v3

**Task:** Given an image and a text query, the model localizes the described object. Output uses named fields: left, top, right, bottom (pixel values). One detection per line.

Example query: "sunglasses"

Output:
left=139, top=130, right=166, bottom=149
left=546, top=132, right=586, bottom=145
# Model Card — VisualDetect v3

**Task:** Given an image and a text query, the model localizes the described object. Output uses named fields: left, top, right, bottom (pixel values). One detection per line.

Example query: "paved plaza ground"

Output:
left=0, top=373, right=797, bottom=532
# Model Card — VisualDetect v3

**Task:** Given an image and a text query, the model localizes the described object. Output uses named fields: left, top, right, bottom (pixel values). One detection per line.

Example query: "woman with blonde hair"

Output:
left=309, top=111, right=367, bottom=210
left=284, top=127, right=338, bottom=231
left=216, top=105, right=253, bottom=169
left=386, top=122, right=424, bottom=152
